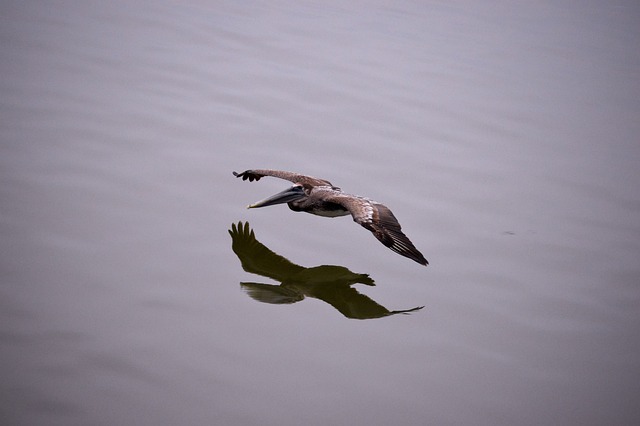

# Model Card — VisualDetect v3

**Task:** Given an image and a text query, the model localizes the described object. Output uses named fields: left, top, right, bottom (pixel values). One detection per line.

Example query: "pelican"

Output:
left=233, top=169, right=428, bottom=266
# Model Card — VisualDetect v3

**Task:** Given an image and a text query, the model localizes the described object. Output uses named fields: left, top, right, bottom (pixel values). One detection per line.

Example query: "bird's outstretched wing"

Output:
left=233, top=169, right=333, bottom=188
left=327, top=194, right=429, bottom=266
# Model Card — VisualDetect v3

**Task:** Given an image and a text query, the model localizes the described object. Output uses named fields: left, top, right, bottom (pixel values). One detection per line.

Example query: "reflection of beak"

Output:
left=247, top=185, right=306, bottom=209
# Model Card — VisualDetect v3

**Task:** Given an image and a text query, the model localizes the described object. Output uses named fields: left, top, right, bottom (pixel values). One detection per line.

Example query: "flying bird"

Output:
left=233, top=169, right=428, bottom=266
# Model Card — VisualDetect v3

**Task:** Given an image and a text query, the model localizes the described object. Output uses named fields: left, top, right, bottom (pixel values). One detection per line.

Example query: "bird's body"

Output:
left=233, top=169, right=428, bottom=266
left=287, top=187, right=350, bottom=217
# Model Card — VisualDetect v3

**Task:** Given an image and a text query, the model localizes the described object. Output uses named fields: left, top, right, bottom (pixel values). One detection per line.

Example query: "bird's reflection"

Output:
left=229, top=221, right=423, bottom=319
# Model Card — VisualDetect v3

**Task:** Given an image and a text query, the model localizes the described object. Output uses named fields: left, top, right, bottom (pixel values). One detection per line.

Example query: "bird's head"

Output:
left=246, top=184, right=307, bottom=209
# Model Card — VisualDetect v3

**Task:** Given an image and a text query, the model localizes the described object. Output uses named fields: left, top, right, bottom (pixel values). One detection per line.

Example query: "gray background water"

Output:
left=1, top=1, right=639, bottom=425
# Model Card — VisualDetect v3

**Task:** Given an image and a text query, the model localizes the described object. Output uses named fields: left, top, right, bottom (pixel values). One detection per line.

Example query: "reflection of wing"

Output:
left=309, top=284, right=423, bottom=319
left=229, top=222, right=304, bottom=281
left=240, top=282, right=304, bottom=304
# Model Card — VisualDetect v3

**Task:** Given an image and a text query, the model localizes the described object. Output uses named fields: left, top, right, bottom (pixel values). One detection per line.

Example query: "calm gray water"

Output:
left=2, top=1, right=639, bottom=425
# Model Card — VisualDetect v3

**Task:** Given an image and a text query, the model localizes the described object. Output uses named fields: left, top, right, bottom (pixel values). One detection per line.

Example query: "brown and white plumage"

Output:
left=233, top=169, right=428, bottom=266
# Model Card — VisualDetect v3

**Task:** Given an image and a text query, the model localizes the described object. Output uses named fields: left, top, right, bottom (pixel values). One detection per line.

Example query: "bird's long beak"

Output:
left=247, top=185, right=306, bottom=209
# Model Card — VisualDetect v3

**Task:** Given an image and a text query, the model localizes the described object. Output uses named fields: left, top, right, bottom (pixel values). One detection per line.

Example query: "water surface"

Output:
left=1, top=1, right=639, bottom=425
